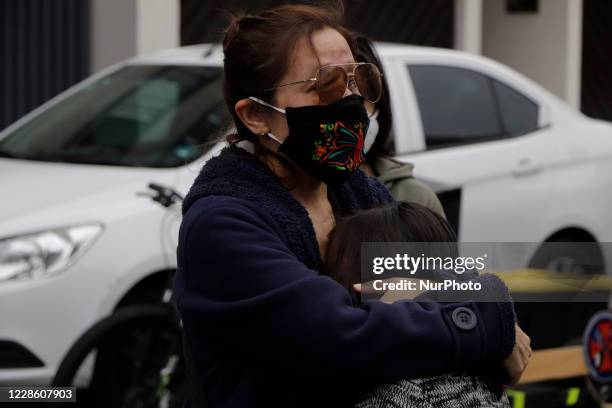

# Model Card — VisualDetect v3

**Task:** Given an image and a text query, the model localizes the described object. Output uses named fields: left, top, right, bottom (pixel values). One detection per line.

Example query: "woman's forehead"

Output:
left=288, top=28, right=354, bottom=79
left=312, top=28, right=354, bottom=67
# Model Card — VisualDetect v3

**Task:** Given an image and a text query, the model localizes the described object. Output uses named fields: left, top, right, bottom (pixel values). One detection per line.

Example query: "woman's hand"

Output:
left=502, top=324, right=532, bottom=385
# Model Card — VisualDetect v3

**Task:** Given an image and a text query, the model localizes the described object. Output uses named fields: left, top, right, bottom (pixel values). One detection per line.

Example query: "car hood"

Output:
left=0, top=158, right=177, bottom=235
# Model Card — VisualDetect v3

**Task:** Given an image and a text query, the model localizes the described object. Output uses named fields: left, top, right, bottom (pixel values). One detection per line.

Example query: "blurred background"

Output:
left=2, top=1, right=612, bottom=407
left=1, top=0, right=612, bottom=131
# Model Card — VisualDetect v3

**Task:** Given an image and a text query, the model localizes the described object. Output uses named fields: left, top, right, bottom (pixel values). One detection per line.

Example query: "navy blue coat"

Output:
left=174, top=146, right=516, bottom=408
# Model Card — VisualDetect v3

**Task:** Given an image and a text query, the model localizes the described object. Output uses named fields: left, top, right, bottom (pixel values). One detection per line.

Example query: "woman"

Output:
left=355, top=36, right=446, bottom=218
left=173, top=3, right=528, bottom=407
left=325, top=201, right=513, bottom=407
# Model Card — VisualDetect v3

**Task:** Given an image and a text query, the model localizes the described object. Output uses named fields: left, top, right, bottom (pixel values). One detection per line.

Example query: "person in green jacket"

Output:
left=355, top=36, right=446, bottom=218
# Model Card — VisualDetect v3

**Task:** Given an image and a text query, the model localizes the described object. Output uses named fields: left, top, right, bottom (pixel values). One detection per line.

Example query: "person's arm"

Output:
left=390, top=177, right=446, bottom=219
left=174, top=195, right=515, bottom=384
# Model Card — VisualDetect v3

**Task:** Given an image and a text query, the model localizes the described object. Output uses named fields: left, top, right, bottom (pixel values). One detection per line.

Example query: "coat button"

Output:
left=452, top=307, right=477, bottom=330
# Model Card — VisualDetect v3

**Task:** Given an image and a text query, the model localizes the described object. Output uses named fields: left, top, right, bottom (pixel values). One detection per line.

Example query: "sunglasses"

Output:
left=264, top=62, right=384, bottom=105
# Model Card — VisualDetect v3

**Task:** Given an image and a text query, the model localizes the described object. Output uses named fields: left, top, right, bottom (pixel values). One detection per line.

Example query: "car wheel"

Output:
left=50, top=304, right=186, bottom=408
left=515, top=236, right=606, bottom=350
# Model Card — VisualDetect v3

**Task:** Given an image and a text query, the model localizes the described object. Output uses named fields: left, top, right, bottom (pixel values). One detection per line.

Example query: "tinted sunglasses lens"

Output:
left=355, top=64, right=382, bottom=103
left=316, top=66, right=347, bottom=104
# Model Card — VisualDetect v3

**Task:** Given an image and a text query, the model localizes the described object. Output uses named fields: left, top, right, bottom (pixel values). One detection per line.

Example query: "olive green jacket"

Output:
left=372, top=156, right=446, bottom=218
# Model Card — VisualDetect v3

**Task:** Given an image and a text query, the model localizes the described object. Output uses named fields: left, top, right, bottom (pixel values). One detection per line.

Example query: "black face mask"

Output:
left=249, top=94, right=369, bottom=185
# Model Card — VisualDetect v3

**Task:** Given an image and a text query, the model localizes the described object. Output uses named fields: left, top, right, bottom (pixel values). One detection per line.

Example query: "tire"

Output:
left=50, top=305, right=186, bottom=408
left=516, top=236, right=607, bottom=350
left=529, top=234, right=604, bottom=275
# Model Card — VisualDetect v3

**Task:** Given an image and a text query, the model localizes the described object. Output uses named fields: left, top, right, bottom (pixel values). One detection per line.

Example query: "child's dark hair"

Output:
left=324, top=201, right=457, bottom=294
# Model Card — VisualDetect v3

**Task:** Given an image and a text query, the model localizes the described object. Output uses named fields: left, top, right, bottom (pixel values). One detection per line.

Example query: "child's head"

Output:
left=324, top=201, right=456, bottom=293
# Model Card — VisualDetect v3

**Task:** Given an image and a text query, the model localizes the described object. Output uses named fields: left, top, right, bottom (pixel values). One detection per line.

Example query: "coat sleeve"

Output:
left=174, top=195, right=515, bottom=384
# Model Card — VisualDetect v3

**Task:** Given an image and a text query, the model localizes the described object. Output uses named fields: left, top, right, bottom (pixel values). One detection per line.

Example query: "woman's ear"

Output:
left=235, top=98, right=270, bottom=136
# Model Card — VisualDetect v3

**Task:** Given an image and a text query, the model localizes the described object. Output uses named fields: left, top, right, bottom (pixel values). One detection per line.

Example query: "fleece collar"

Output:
left=182, top=145, right=393, bottom=269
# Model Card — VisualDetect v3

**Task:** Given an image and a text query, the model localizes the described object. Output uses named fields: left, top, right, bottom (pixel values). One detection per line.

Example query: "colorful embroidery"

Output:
left=313, top=121, right=367, bottom=171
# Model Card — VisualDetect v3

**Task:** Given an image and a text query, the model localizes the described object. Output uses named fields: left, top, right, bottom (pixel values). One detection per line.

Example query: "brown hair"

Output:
left=354, top=35, right=393, bottom=160
left=324, top=201, right=457, bottom=294
left=221, top=2, right=356, bottom=164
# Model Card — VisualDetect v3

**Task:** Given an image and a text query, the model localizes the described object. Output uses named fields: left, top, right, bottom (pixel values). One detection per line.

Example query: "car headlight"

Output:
left=0, top=223, right=103, bottom=282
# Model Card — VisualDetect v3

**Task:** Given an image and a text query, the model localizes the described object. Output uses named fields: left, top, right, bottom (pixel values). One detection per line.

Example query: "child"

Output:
left=324, top=201, right=511, bottom=408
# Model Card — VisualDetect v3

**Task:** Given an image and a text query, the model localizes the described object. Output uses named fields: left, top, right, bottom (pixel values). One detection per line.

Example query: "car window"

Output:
left=0, top=65, right=231, bottom=168
left=407, top=65, right=538, bottom=149
left=493, top=80, right=539, bottom=136
left=408, top=65, right=502, bottom=148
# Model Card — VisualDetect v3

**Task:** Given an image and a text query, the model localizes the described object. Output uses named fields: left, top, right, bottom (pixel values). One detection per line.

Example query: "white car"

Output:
left=1, top=43, right=611, bottom=386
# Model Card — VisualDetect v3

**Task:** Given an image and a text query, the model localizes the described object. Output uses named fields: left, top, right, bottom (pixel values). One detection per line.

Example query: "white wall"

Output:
left=482, top=0, right=582, bottom=108
left=135, top=0, right=180, bottom=56
left=90, top=0, right=137, bottom=73
left=455, top=0, right=483, bottom=54
left=90, top=0, right=180, bottom=73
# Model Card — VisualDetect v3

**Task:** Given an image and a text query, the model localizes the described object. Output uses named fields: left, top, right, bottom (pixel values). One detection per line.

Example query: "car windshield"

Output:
left=0, top=65, right=230, bottom=167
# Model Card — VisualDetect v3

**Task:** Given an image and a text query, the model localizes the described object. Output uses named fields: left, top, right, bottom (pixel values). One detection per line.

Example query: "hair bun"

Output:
left=223, top=14, right=265, bottom=52
left=222, top=15, right=241, bottom=51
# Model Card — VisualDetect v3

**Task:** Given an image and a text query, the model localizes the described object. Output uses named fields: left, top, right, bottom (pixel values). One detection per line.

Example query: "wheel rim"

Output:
left=545, top=255, right=587, bottom=274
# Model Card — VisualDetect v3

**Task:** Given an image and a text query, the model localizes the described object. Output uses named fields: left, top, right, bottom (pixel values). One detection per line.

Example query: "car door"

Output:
left=387, top=56, right=559, bottom=245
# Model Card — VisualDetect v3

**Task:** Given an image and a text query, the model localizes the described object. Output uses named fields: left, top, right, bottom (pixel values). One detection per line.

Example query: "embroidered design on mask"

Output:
left=312, top=121, right=367, bottom=171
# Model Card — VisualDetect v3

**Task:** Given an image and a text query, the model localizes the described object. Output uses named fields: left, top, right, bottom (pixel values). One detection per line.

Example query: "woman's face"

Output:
left=266, top=27, right=356, bottom=141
